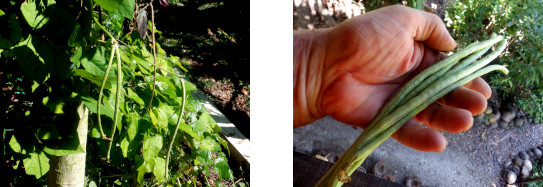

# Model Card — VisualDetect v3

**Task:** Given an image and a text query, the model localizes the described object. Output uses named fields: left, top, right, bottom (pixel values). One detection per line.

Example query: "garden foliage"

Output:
left=0, top=0, right=239, bottom=186
left=445, top=0, right=543, bottom=122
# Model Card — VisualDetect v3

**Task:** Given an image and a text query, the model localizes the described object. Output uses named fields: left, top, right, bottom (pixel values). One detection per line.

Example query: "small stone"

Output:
left=528, top=151, right=535, bottom=159
left=499, top=120, right=509, bottom=128
left=485, top=106, right=493, bottom=114
left=502, top=110, right=516, bottom=122
left=513, top=165, right=521, bottom=176
left=528, top=118, right=533, bottom=123
left=506, top=184, right=517, bottom=187
left=514, top=117, right=524, bottom=127
left=523, top=160, right=533, bottom=171
left=488, top=111, right=501, bottom=124
left=373, top=162, right=386, bottom=177
left=405, top=176, right=422, bottom=187
left=490, top=122, right=498, bottom=128
left=520, top=167, right=530, bottom=179
left=514, top=156, right=523, bottom=167
left=503, top=160, right=513, bottom=169
left=519, top=152, right=530, bottom=160
left=522, top=116, right=528, bottom=125
left=506, top=171, right=517, bottom=184
left=533, top=148, right=543, bottom=159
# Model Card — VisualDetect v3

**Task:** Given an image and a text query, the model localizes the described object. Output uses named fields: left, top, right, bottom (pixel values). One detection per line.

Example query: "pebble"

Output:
left=502, top=110, right=516, bottom=123
left=514, top=117, right=524, bottom=127
left=503, top=160, right=513, bottom=169
left=512, top=165, right=521, bottom=176
left=499, top=120, right=509, bottom=128
left=523, top=160, right=532, bottom=171
left=534, top=148, right=543, bottom=159
left=519, top=152, right=530, bottom=160
left=514, top=156, right=523, bottom=167
left=485, top=106, right=493, bottom=114
left=520, top=167, right=530, bottom=179
left=490, top=122, right=498, bottom=129
left=506, top=171, right=517, bottom=184
left=488, top=112, right=501, bottom=124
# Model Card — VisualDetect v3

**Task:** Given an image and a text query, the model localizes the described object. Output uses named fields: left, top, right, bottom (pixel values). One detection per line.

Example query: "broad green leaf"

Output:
left=73, top=69, right=115, bottom=89
left=111, top=0, right=135, bottom=20
left=194, top=111, right=215, bottom=133
left=126, top=88, right=145, bottom=106
left=137, top=164, right=147, bottom=184
left=43, top=141, right=85, bottom=156
left=23, top=151, right=49, bottom=179
left=0, top=9, right=4, bottom=17
left=13, top=35, right=50, bottom=92
left=199, top=137, right=220, bottom=151
left=88, top=181, right=97, bottom=187
left=9, top=136, right=21, bottom=153
left=94, top=0, right=123, bottom=12
left=20, top=0, right=56, bottom=29
left=0, top=37, right=12, bottom=49
left=90, top=126, right=101, bottom=138
left=127, top=114, right=138, bottom=141
left=149, top=109, right=158, bottom=127
left=71, top=47, right=83, bottom=68
left=81, top=96, right=115, bottom=119
left=37, top=123, right=61, bottom=140
left=9, top=13, right=22, bottom=43
left=214, top=153, right=234, bottom=180
left=153, top=157, right=165, bottom=182
left=121, top=135, right=129, bottom=157
left=142, top=135, right=162, bottom=164
left=67, top=23, right=87, bottom=47
left=80, top=46, right=115, bottom=77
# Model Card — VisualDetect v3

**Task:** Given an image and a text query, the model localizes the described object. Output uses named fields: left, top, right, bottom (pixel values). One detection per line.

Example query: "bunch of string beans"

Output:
left=317, top=34, right=509, bottom=186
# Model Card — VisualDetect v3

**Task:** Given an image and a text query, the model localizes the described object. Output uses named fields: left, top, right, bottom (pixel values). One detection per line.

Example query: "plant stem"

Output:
left=92, top=16, right=115, bottom=41
left=317, top=36, right=508, bottom=186
left=106, top=43, right=123, bottom=163
left=145, top=2, right=158, bottom=115
left=165, top=79, right=186, bottom=180
left=97, top=43, right=117, bottom=140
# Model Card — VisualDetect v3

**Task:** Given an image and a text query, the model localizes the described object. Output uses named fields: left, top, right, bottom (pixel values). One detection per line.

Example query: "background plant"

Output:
left=445, top=0, right=543, bottom=123
left=0, top=0, right=244, bottom=186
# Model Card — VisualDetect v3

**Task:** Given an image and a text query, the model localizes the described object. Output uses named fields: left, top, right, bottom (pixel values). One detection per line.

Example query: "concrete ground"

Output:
left=294, top=116, right=543, bottom=187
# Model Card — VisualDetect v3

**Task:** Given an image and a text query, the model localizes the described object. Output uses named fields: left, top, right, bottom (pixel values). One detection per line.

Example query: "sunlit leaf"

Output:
left=153, top=157, right=165, bottom=182
left=23, top=151, right=49, bottom=179
left=111, top=0, right=135, bottom=20
left=20, top=0, right=56, bottom=29
left=94, top=0, right=123, bottom=12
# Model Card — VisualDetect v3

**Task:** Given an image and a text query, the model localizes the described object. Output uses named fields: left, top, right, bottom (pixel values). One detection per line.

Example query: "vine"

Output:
left=1, top=0, right=242, bottom=186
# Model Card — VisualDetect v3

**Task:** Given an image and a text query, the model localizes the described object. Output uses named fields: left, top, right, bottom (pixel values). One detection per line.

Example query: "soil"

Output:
left=155, top=1, right=250, bottom=139
left=293, top=1, right=543, bottom=186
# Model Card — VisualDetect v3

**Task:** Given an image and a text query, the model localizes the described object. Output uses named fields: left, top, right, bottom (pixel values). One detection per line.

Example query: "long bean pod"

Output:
left=317, top=36, right=509, bottom=186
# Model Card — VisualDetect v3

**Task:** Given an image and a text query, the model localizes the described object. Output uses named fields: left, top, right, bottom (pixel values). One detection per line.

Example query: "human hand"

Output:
left=293, top=5, right=491, bottom=152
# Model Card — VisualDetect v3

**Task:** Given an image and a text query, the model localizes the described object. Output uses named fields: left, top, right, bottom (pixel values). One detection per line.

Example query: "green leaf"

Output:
left=0, top=9, right=5, bottom=17
left=94, top=0, right=123, bottom=12
left=9, top=136, right=21, bottom=153
left=178, top=122, right=201, bottom=140
left=71, top=47, right=83, bottom=68
left=67, top=23, right=87, bottom=47
left=90, top=126, right=101, bottom=138
left=127, top=114, right=138, bottom=141
left=81, top=96, right=115, bottom=119
left=10, top=13, right=22, bottom=43
left=214, top=153, right=234, bottom=180
left=111, top=0, right=135, bottom=20
left=20, top=0, right=56, bottom=29
left=126, top=88, right=145, bottom=106
left=88, top=181, right=97, bottom=187
left=137, top=164, right=147, bottom=184
left=73, top=69, right=115, bottom=89
left=37, top=123, right=62, bottom=140
left=194, top=111, right=215, bottom=133
left=42, top=141, right=85, bottom=156
left=153, top=157, right=165, bottom=182
left=0, top=37, right=12, bottom=49
left=121, top=134, right=129, bottom=157
left=142, top=135, right=162, bottom=164
left=23, top=151, right=49, bottom=179
left=80, top=47, right=115, bottom=77
left=13, top=35, right=50, bottom=92
left=199, top=137, right=220, bottom=151
left=149, top=109, right=158, bottom=127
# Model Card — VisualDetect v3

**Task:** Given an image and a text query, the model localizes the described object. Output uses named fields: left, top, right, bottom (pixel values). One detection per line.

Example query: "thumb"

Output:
left=411, top=8, right=457, bottom=51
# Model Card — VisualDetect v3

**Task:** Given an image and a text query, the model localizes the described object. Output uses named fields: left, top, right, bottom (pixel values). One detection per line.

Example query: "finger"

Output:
left=409, top=7, right=457, bottom=51
left=398, top=48, right=448, bottom=83
left=414, top=103, right=474, bottom=133
left=437, top=86, right=488, bottom=115
left=462, top=77, right=492, bottom=99
left=391, top=119, right=446, bottom=152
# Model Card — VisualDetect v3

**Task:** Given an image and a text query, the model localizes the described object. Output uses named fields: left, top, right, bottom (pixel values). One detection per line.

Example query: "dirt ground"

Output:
left=293, top=1, right=543, bottom=186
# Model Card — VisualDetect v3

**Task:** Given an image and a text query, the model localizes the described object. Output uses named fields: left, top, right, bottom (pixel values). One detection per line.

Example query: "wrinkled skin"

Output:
left=294, top=5, right=490, bottom=152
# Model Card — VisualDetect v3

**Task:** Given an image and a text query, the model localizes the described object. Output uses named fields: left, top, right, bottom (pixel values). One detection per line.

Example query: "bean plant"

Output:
left=0, top=0, right=240, bottom=186
left=445, top=0, right=543, bottom=122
